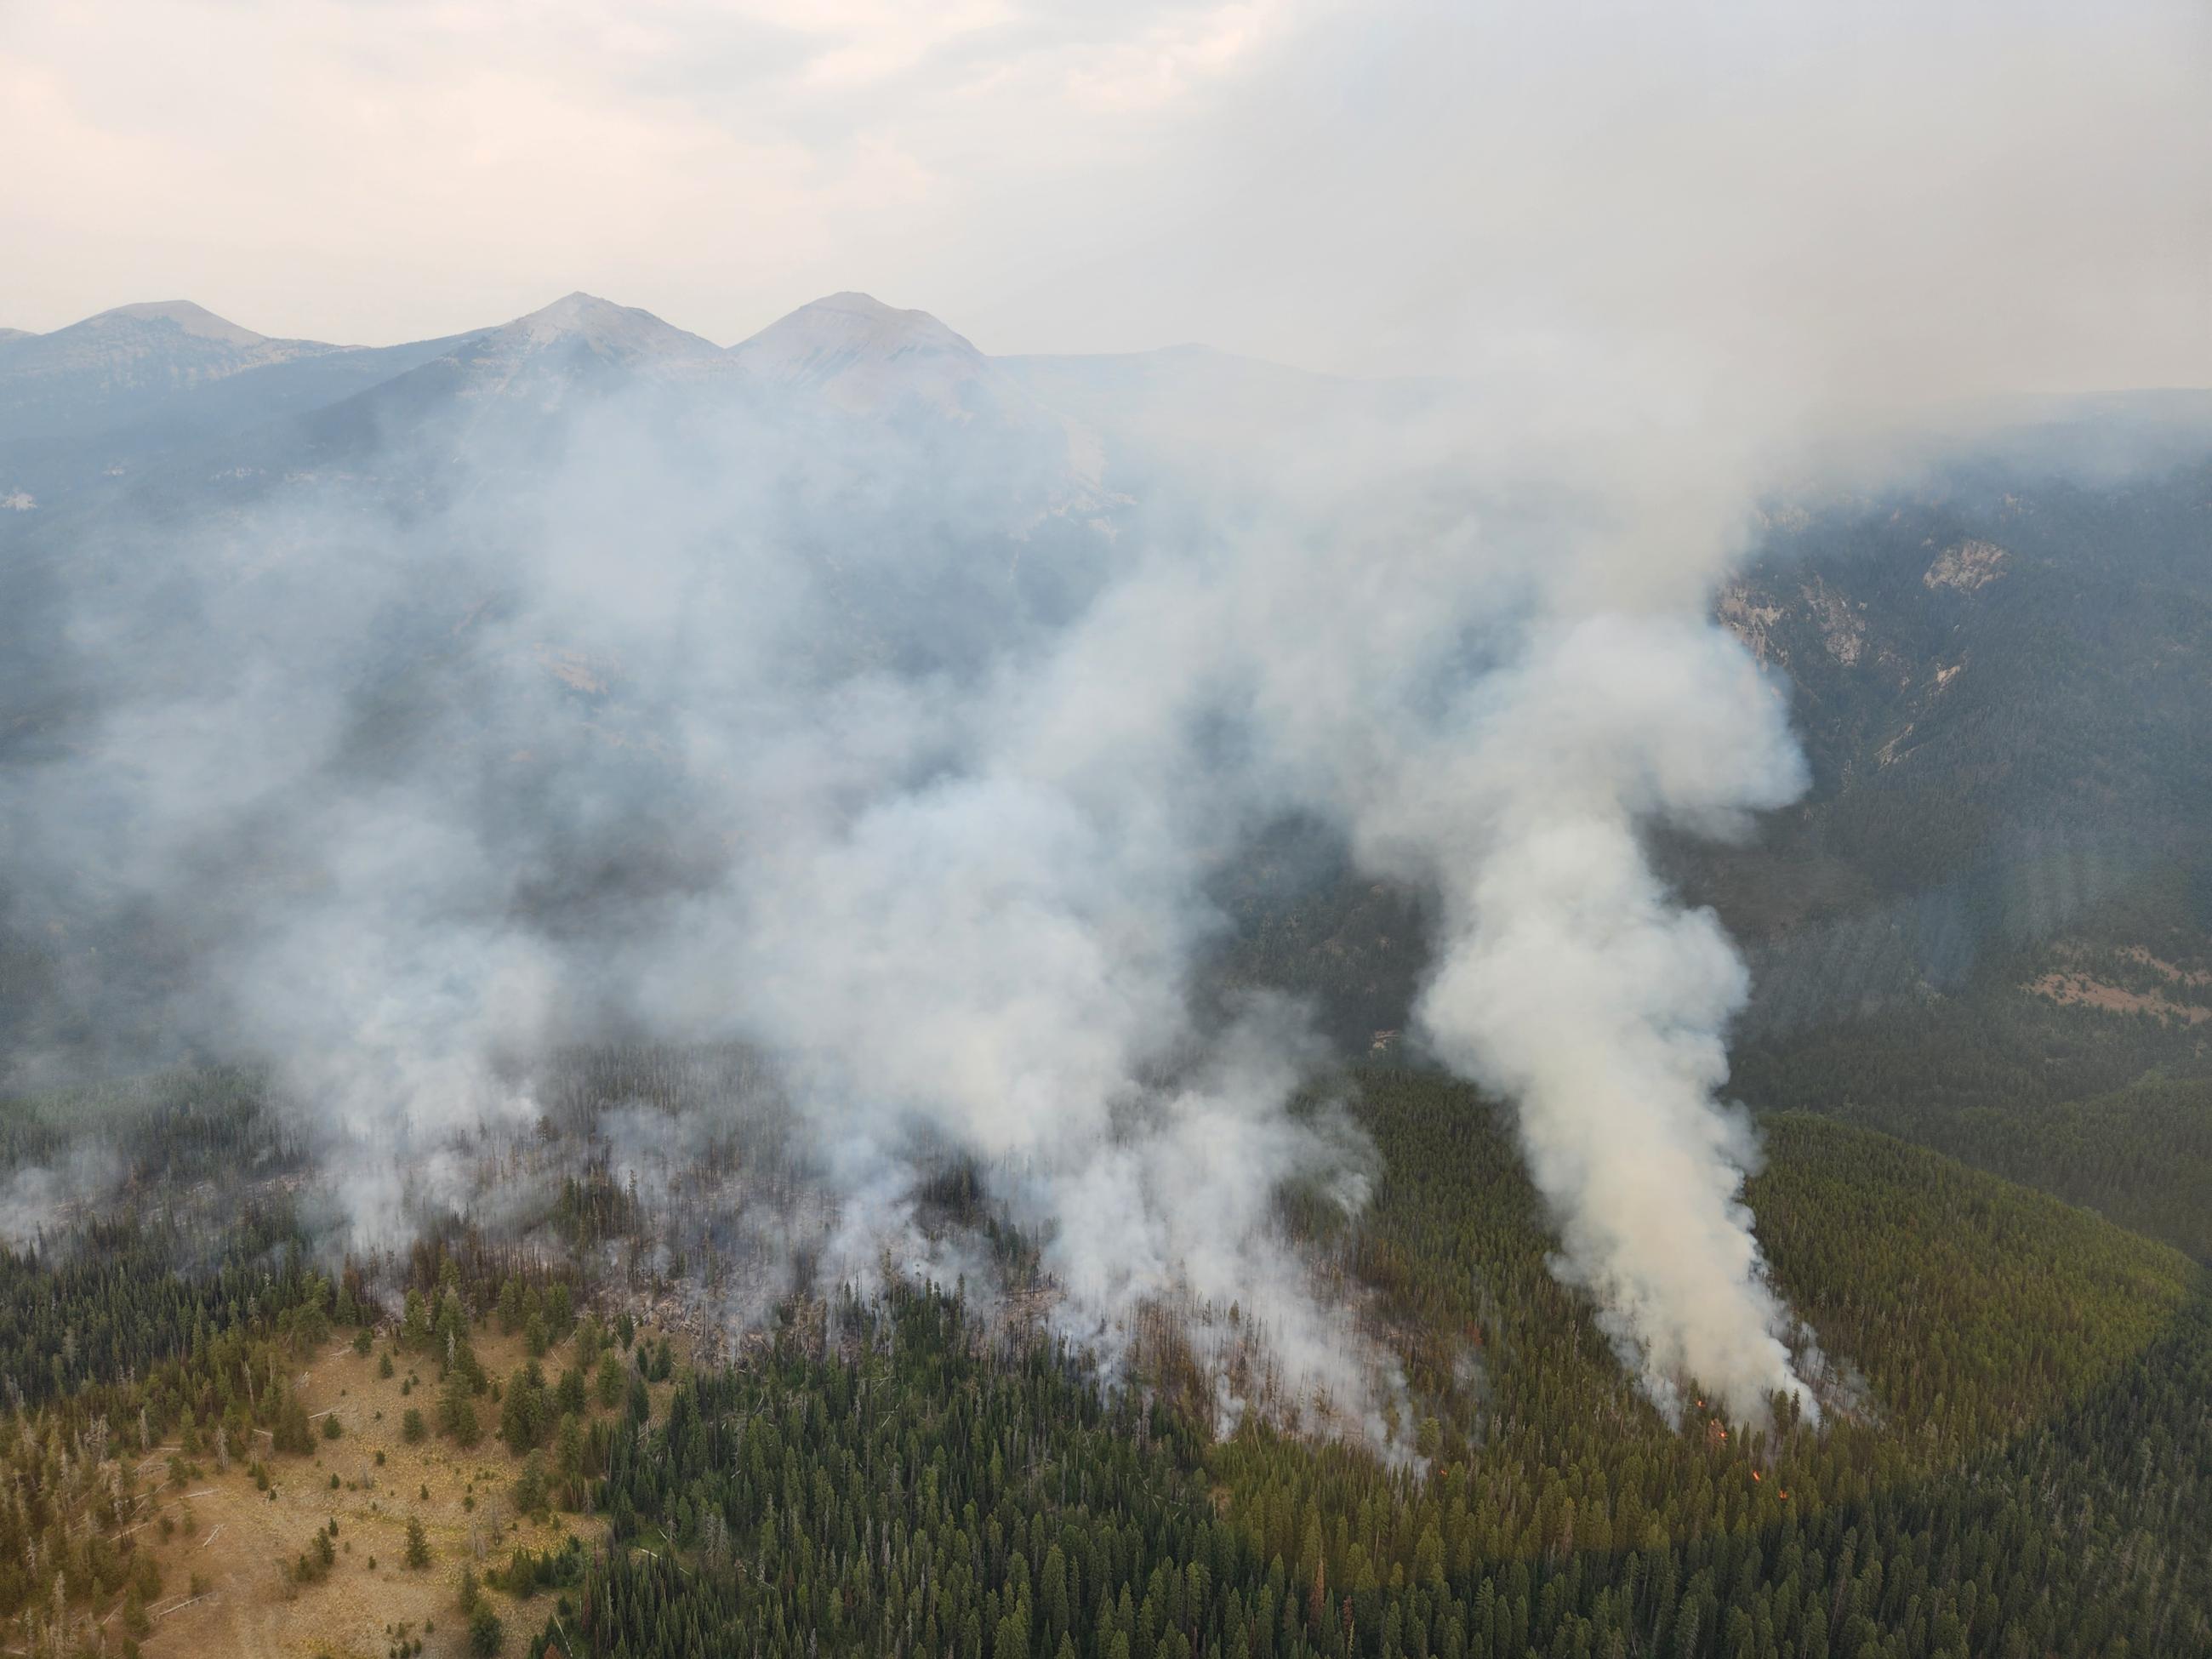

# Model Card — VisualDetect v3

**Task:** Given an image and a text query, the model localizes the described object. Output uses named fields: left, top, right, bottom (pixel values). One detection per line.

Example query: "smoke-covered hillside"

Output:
left=5, top=291, right=2210, bottom=1362
left=3, top=287, right=2210, bottom=1659
left=4, top=284, right=1836, bottom=1431
left=1209, top=430, right=2212, bottom=1255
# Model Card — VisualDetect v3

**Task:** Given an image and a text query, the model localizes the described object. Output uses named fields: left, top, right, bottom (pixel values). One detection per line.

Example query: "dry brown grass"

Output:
left=2027, top=971, right=2210, bottom=1024
left=125, top=1321, right=672, bottom=1659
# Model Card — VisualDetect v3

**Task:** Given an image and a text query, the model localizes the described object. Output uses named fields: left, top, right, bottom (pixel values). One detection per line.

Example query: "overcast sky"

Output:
left=4, top=0, right=2206, bottom=393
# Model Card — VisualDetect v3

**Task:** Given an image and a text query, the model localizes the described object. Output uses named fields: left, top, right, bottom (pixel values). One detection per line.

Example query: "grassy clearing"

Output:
left=129, top=1320, right=677, bottom=1659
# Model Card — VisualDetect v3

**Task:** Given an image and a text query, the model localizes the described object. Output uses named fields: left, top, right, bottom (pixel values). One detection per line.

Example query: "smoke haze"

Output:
left=3, top=0, right=2204, bottom=1434
left=0, top=335, right=1812, bottom=1426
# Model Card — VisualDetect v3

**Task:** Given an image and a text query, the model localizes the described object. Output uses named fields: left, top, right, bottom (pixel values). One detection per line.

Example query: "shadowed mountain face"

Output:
left=1640, top=447, right=2212, bottom=959
left=1211, top=446, right=2212, bottom=1016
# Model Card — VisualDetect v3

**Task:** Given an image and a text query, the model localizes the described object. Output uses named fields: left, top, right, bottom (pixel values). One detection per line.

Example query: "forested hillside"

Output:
left=2, top=1060, right=2205, bottom=1657
left=1733, top=1003, right=2212, bottom=1262
left=515, top=1075, right=2212, bottom=1659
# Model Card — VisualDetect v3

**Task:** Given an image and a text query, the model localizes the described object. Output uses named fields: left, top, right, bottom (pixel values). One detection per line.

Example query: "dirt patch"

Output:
left=1924, top=539, right=2007, bottom=592
left=2112, top=945, right=2211, bottom=987
left=2027, top=972, right=2210, bottom=1024
left=1718, top=585, right=1788, bottom=666
left=533, top=643, right=617, bottom=695
left=1800, top=576, right=1866, bottom=665
left=128, top=1322, right=676, bottom=1659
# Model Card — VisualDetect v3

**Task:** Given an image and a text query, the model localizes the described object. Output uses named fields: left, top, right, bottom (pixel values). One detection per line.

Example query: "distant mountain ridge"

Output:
left=0, top=289, right=1112, bottom=507
left=0, top=299, right=345, bottom=437
left=12, top=286, right=2209, bottom=512
left=0, top=299, right=475, bottom=499
left=0, top=299, right=346, bottom=389
left=83, top=299, right=272, bottom=345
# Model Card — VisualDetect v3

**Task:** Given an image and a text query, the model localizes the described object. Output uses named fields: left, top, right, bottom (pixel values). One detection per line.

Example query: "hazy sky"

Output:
left=4, top=0, right=2207, bottom=391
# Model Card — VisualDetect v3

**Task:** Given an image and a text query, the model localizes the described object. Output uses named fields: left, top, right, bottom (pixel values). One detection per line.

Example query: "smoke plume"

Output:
left=12, top=0, right=2197, bottom=1428
left=0, top=330, right=1828, bottom=1427
left=1405, top=618, right=1809, bottom=1416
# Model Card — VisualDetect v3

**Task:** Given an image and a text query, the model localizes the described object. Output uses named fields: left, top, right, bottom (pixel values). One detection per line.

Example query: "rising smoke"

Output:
left=7, top=0, right=2198, bottom=1436
left=0, top=332, right=1821, bottom=1428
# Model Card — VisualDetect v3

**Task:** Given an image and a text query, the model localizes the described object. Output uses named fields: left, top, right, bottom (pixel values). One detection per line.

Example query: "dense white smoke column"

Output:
left=1142, top=388, right=1823, bottom=1424
left=620, top=393, right=1820, bottom=1428
left=1393, top=615, right=1812, bottom=1422
left=633, top=556, right=1417, bottom=1434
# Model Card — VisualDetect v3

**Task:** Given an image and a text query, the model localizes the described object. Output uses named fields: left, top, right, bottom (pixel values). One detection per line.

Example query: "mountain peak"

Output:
left=730, top=292, right=988, bottom=415
left=489, top=292, right=728, bottom=368
left=738, top=291, right=979, bottom=356
left=83, top=300, right=266, bottom=346
left=0, top=303, right=334, bottom=432
left=805, top=291, right=904, bottom=320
